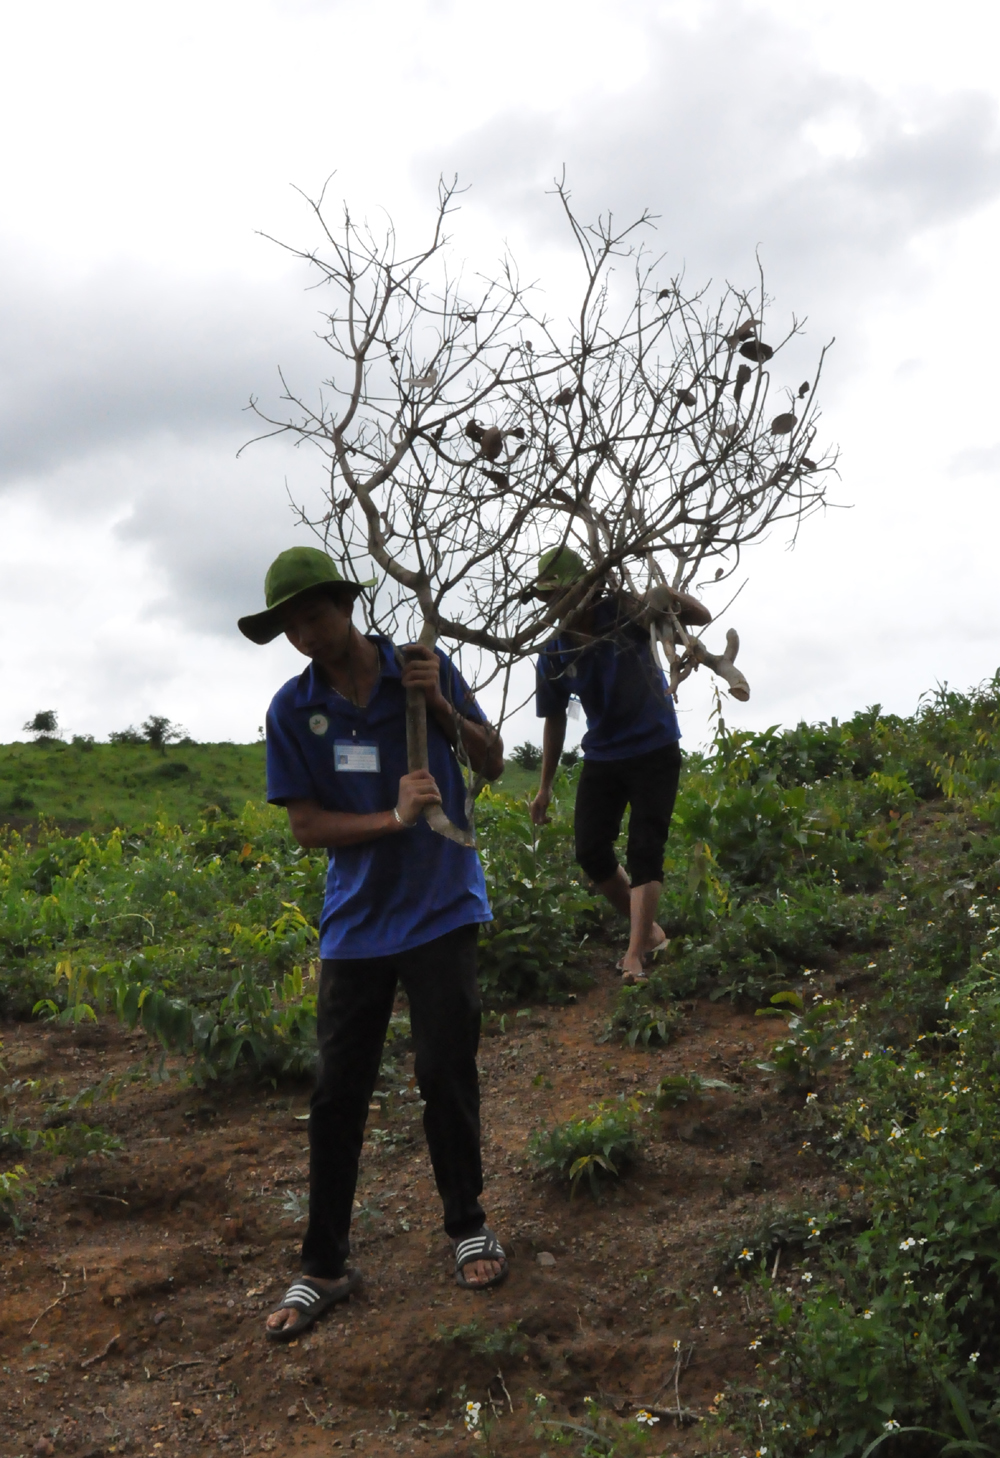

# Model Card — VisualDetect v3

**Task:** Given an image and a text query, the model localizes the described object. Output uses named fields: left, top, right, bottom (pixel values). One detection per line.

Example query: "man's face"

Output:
left=282, top=591, right=354, bottom=661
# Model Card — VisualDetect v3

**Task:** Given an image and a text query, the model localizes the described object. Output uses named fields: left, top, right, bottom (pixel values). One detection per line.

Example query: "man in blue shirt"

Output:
left=529, top=547, right=711, bottom=984
left=238, top=547, right=506, bottom=1341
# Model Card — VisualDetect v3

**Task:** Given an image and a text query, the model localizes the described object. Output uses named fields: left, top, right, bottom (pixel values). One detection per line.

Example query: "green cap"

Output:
left=536, top=545, right=586, bottom=591
left=237, top=547, right=376, bottom=645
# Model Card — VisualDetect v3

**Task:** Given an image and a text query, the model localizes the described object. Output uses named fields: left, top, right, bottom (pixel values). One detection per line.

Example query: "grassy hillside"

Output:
left=0, top=739, right=540, bottom=830
left=0, top=739, right=269, bottom=830
left=6, top=677, right=1000, bottom=1453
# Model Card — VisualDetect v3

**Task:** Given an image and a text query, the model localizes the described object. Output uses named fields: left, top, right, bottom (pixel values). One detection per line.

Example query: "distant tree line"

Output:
left=509, top=741, right=579, bottom=772
left=20, top=711, right=193, bottom=752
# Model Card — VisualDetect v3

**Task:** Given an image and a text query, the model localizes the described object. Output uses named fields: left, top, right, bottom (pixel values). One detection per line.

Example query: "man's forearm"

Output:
left=429, top=701, right=504, bottom=780
left=642, top=584, right=712, bottom=630
left=287, top=802, right=404, bottom=849
left=539, top=713, right=567, bottom=789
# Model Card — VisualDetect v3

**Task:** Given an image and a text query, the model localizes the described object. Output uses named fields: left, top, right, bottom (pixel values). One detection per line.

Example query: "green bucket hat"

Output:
left=237, top=547, right=376, bottom=645
left=536, top=545, right=586, bottom=591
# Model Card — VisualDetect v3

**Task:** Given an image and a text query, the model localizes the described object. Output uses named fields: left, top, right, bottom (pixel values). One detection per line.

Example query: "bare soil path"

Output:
left=0, top=957, right=842, bottom=1458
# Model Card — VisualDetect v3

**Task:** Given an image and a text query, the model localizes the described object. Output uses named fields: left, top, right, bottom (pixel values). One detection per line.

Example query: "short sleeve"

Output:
left=535, top=650, right=572, bottom=717
left=266, top=696, right=319, bottom=806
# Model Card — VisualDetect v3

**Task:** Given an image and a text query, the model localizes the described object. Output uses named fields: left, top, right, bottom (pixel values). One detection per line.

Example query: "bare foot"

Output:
left=619, top=926, right=668, bottom=981
left=618, top=952, right=648, bottom=985
left=265, top=1273, right=353, bottom=1337
left=458, top=1258, right=505, bottom=1287
left=644, top=925, right=668, bottom=956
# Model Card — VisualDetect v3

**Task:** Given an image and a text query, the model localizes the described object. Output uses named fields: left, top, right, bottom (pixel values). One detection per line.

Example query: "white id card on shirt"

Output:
left=334, top=740, right=381, bottom=773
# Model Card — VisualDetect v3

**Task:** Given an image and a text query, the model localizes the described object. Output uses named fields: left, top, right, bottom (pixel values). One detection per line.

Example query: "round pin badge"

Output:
left=308, top=714, right=329, bottom=736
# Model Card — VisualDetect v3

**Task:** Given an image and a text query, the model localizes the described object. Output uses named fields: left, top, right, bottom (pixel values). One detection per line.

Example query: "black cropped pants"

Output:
left=301, top=922, right=485, bottom=1279
left=574, top=742, right=682, bottom=888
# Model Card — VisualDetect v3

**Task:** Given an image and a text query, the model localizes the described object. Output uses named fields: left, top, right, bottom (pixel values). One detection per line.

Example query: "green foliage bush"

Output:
left=653, top=1071, right=731, bottom=1110
left=527, top=1096, right=643, bottom=1198
left=600, top=975, right=684, bottom=1048
left=476, top=780, right=598, bottom=1004
left=728, top=963, right=1000, bottom=1454
left=437, top=1317, right=526, bottom=1360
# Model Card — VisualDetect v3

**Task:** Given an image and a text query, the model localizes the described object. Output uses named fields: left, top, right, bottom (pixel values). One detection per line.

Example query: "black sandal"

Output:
left=453, top=1227, right=509, bottom=1291
left=265, top=1270, right=362, bottom=1342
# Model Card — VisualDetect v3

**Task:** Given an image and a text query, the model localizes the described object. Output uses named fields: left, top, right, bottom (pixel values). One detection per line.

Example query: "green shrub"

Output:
left=0, top=1163, right=33, bottom=1232
left=755, top=990, right=849, bottom=1089
left=437, top=1318, right=526, bottom=1360
left=527, top=1097, right=643, bottom=1198
left=600, top=978, right=685, bottom=1048
left=2, top=1122, right=122, bottom=1158
left=653, top=1072, right=732, bottom=1110
left=476, top=783, right=598, bottom=1005
left=732, top=968, right=1000, bottom=1456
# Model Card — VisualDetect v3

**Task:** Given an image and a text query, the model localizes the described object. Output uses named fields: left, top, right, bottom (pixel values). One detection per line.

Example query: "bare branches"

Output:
left=251, top=178, right=837, bottom=697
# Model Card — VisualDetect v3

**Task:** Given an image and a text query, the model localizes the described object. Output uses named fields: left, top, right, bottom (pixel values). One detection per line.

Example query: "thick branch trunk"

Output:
left=651, top=617, right=750, bottom=702
left=405, top=619, right=475, bottom=847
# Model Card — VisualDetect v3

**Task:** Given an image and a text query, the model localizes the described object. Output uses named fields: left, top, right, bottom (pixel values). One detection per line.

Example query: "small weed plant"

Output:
left=0, top=1164, right=33, bottom=1231
left=600, top=974, right=684, bottom=1048
left=755, top=988, right=849, bottom=1088
left=528, top=1097, right=643, bottom=1198
left=437, top=1318, right=526, bottom=1360
left=654, top=1072, right=732, bottom=1110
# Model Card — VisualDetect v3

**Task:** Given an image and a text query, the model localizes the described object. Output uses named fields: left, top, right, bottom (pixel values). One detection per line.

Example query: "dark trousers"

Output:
left=574, top=742, right=682, bottom=888
left=301, top=923, right=485, bottom=1279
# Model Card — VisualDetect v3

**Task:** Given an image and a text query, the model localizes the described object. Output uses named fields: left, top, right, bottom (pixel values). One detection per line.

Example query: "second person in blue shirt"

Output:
left=529, top=547, right=711, bottom=984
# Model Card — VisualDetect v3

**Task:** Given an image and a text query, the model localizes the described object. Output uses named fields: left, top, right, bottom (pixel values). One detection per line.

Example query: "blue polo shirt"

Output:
left=535, top=595, right=681, bottom=761
left=266, top=638, right=491, bottom=960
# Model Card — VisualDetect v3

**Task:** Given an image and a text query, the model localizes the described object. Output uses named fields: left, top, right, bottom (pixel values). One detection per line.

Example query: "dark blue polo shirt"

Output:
left=535, top=595, right=681, bottom=761
left=266, top=638, right=491, bottom=960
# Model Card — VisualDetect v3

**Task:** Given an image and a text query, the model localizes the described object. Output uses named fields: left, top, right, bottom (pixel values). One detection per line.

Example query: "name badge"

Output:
left=334, top=740, right=381, bottom=773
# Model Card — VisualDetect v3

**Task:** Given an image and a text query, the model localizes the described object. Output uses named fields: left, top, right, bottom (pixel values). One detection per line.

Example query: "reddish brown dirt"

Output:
left=0, top=961, right=842, bottom=1458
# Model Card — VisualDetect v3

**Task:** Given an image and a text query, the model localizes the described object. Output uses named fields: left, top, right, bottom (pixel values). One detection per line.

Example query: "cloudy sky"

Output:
left=2, top=0, right=999, bottom=750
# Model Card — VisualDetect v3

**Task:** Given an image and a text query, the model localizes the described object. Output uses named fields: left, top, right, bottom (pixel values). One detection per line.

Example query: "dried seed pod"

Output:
left=657, top=288, right=672, bottom=300
left=725, top=319, right=758, bottom=347
left=770, top=413, right=796, bottom=435
left=483, top=469, right=509, bottom=487
left=715, top=567, right=724, bottom=578
left=718, top=422, right=739, bottom=438
left=800, top=457, right=818, bottom=472
left=733, top=363, right=752, bottom=404
left=479, top=426, right=504, bottom=461
left=464, top=419, right=485, bottom=443
left=798, top=381, right=810, bottom=398
left=675, top=388, right=697, bottom=407
left=739, top=340, right=773, bottom=362
left=553, top=388, right=577, bottom=406
left=508, top=426, right=526, bottom=440
left=458, top=312, right=478, bottom=324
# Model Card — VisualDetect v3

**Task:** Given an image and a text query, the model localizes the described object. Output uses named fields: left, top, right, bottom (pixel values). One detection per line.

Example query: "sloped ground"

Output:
left=0, top=956, right=846, bottom=1458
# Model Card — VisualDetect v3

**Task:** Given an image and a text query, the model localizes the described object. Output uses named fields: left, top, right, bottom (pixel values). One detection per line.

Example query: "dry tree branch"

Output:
left=248, top=177, right=837, bottom=836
